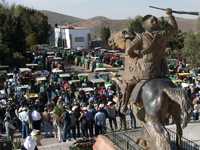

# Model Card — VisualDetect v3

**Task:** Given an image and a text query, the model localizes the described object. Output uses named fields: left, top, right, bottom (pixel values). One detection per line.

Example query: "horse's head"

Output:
left=181, top=90, right=193, bottom=128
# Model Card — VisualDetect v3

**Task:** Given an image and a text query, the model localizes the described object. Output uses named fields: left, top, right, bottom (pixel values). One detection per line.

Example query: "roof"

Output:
left=36, top=77, right=47, bottom=81
left=47, top=51, right=55, bottom=55
left=0, top=65, right=9, bottom=69
left=53, top=57, right=62, bottom=60
left=56, top=25, right=90, bottom=30
left=69, top=80, right=80, bottom=84
left=19, top=68, right=32, bottom=73
left=59, top=73, right=71, bottom=78
left=79, top=87, right=94, bottom=92
left=26, top=64, right=38, bottom=67
left=78, top=73, right=89, bottom=77
left=7, top=73, right=14, bottom=76
left=16, top=85, right=31, bottom=90
left=94, top=68, right=107, bottom=72
left=52, top=68, right=63, bottom=73
left=98, top=72, right=110, bottom=75
left=90, top=78, right=105, bottom=83
left=177, top=73, right=191, bottom=76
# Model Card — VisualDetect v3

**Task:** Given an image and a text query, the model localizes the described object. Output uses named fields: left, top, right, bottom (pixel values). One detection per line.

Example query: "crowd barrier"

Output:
left=105, top=124, right=200, bottom=150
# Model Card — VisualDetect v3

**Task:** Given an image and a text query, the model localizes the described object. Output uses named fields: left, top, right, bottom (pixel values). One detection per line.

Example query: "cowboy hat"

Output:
left=82, top=107, right=87, bottom=111
left=99, top=104, right=105, bottom=108
left=107, top=101, right=113, bottom=106
left=72, top=105, right=78, bottom=111
left=31, top=129, right=40, bottom=136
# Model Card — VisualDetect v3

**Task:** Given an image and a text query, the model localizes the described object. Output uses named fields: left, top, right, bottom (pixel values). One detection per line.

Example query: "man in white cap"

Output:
left=106, top=101, right=117, bottom=130
left=18, top=106, right=30, bottom=139
left=22, top=130, right=41, bottom=150
left=31, top=107, right=42, bottom=130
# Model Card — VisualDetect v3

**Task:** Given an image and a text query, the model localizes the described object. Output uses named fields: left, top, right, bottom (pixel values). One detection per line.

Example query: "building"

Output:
left=54, top=25, right=91, bottom=49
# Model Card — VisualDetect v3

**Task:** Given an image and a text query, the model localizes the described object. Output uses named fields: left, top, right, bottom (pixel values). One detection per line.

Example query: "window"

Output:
left=75, top=37, right=85, bottom=42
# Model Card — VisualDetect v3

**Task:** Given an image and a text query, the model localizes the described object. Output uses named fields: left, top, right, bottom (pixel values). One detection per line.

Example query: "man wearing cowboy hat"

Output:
left=120, top=8, right=178, bottom=113
left=106, top=101, right=117, bottom=131
left=18, top=106, right=30, bottom=139
left=22, top=129, right=41, bottom=150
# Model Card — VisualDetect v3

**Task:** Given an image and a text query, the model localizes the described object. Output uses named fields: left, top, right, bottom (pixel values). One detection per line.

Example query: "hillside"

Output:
left=73, top=16, right=129, bottom=32
left=73, top=16, right=199, bottom=33
left=176, top=17, right=198, bottom=32
left=41, top=10, right=199, bottom=32
left=41, top=10, right=83, bottom=26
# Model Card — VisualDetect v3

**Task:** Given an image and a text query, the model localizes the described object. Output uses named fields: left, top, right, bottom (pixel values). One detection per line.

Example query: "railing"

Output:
left=105, top=130, right=143, bottom=150
left=105, top=124, right=200, bottom=150
left=168, top=129, right=200, bottom=150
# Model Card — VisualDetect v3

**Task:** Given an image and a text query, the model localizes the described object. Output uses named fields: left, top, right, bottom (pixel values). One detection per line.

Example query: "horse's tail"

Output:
left=163, top=88, right=193, bottom=128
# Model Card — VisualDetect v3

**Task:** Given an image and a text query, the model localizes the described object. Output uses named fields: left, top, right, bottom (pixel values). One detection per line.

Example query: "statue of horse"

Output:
left=115, top=78, right=193, bottom=150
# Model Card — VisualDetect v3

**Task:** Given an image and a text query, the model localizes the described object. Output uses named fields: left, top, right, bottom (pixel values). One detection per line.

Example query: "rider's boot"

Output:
left=120, top=82, right=135, bottom=114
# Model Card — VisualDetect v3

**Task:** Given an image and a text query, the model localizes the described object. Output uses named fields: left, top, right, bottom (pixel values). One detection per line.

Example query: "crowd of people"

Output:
left=1, top=45, right=200, bottom=149
left=0, top=47, right=134, bottom=149
left=169, top=59, right=200, bottom=121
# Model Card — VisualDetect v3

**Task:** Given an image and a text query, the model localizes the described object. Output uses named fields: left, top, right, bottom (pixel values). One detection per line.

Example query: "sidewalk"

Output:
left=38, top=138, right=73, bottom=150
left=3, top=132, right=73, bottom=150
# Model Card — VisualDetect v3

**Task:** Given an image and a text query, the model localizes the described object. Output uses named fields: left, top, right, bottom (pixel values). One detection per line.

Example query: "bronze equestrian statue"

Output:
left=116, top=9, right=193, bottom=150
left=129, top=78, right=193, bottom=150
left=120, top=8, right=178, bottom=112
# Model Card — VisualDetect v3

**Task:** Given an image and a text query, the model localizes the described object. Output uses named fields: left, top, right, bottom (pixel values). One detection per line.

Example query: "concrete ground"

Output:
left=11, top=134, right=74, bottom=150
left=38, top=138, right=74, bottom=150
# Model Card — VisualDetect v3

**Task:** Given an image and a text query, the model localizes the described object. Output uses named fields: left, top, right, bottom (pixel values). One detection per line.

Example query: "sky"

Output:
left=5, top=0, right=200, bottom=19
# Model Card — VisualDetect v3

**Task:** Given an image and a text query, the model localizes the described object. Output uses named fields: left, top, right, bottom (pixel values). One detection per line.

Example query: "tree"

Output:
left=196, top=17, right=200, bottom=32
left=128, top=16, right=144, bottom=35
left=0, top=3, right=51, bottom=66
left=0, top=32, right=12, bottom=65
left=100, top=26, right=111, bottom=47
left=26, top=32, right=38, bottom=48
left=12, top=52, right=26, bottom=67
left=157, top=17, right=185, bottom=59
left=182, top=32, right=200, bottom=67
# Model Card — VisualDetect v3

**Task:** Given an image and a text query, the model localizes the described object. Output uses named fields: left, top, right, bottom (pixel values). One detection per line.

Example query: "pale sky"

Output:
left=5, top=0, right=200, bottom=19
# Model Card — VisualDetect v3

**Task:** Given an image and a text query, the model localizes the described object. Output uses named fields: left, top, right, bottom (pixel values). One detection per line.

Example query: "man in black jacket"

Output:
left=63, top=105, right=71, bottom=142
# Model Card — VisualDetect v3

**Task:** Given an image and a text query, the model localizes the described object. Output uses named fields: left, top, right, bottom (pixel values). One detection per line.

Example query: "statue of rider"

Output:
left=120, top=8, right=178, bottom=113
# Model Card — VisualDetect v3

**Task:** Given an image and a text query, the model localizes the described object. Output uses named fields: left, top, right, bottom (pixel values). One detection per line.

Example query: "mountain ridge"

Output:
left=41, top=10, right=84, bottom=26
left=41, top=10, right=199, bottom=32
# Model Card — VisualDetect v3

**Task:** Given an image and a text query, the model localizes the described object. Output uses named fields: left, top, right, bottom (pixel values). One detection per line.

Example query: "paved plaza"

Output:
left=168, top=121, right=200, bottom=145
left=38, top=138, right=73, bottom=150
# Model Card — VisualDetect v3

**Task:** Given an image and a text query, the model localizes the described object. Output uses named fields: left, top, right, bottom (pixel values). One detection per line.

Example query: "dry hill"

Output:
left=41, top=10, right=199, bottom=32
left=41, top=10, right=83, bottom=27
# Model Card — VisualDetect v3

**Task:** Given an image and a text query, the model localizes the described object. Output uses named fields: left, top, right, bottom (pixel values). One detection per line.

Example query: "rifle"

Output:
left=149, top=6, right=200, bottom=16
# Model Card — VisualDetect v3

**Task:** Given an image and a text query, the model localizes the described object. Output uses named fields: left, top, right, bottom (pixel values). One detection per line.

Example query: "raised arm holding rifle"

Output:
left=120, top=8, right=178, bottom=113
